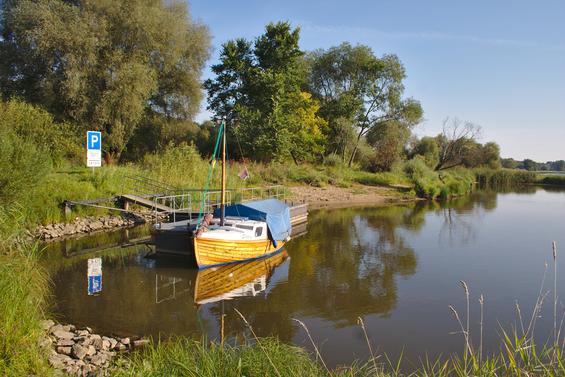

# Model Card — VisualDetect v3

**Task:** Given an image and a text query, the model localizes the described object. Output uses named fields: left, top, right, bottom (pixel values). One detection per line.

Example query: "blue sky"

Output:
left=190, top=0, right=565, bottom=161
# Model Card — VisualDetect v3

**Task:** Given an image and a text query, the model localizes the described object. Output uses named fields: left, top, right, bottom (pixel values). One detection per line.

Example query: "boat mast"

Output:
left=220, top=120, right=226, bottom=226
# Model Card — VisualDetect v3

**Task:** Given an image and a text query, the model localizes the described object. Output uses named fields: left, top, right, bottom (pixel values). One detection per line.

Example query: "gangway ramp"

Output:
left=120, top=194, right=173, bottom=212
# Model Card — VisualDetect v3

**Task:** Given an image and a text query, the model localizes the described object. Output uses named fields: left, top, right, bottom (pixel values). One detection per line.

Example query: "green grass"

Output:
left=110, top=338, right=340, bottom=377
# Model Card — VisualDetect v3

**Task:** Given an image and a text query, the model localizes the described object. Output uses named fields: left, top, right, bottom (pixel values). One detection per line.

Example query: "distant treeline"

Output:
left=501, top=158, right=565, bottom=172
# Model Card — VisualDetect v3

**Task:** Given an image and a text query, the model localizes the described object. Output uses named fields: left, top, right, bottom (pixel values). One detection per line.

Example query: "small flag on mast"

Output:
left=238, top=167, right=249, bottom=180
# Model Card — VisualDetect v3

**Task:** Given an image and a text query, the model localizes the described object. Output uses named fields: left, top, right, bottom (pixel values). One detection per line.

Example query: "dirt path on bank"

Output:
left=289, top=184, right=416, bottom=209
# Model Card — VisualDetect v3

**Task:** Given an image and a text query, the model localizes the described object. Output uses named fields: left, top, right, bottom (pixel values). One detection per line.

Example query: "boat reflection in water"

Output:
left=194, top=250, right=289, bottom=305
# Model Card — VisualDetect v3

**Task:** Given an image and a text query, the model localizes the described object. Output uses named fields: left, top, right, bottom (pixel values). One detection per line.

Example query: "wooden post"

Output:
left=63, top=201, right=72, bottom=218
left=220, top=121, right=226, bottom=226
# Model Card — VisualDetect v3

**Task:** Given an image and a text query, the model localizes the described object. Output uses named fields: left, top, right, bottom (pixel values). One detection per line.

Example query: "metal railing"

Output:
left=151, top=185, right=285, bottom=222
left=123, top=175, right=176, bottom=196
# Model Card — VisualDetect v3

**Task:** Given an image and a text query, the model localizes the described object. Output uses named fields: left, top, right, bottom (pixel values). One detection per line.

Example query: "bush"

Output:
left=323, top=153, right=344, bottom=167
left=403, top=158, right=473, bottom=199
left=0, top=129, right=50, bottom=203
left=0, top=98, right=82, bottom=165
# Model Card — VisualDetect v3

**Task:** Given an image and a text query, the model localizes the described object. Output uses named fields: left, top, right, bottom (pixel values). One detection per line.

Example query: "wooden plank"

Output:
left=120, top=194, right=173, bottom=212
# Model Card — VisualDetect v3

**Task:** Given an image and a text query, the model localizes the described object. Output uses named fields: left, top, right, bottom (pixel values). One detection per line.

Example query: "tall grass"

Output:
left=537, top=174, right=565, bottom=186
left=0, top=209, right=50, bottom=376
left=475, top=168, right=537, bottom=189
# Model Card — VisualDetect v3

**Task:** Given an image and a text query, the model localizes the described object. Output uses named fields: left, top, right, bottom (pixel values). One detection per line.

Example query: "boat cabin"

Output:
left=199, top=217, right=268, bottom=241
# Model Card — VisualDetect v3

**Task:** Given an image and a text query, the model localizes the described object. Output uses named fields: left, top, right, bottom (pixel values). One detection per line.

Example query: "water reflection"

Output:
left=46, top=187, right=565, bottom=367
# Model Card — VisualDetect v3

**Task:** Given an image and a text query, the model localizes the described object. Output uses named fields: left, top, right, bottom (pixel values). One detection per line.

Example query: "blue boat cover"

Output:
left=213, top=199, right=292, bottom=247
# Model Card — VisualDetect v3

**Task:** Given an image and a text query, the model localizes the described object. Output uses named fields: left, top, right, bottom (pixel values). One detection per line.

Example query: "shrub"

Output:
left=0, top=129, right=50, bottom=203
left=0, top=98, right=82, bottom=165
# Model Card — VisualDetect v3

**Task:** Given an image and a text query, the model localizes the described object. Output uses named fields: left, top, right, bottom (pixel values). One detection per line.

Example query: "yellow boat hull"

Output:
left=194, top=250, right=288, bottom=304
left=194, top=237, right=286, bottom=269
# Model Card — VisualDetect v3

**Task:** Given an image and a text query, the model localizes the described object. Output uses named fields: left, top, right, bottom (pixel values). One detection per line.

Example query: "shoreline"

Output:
left=36, top=184, right=416, bottom=242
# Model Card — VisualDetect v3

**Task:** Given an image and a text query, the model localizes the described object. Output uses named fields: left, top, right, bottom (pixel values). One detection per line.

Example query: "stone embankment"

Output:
left=40, top=320, right=149, bottom=375
left=36, top=212, right=164, bottom=241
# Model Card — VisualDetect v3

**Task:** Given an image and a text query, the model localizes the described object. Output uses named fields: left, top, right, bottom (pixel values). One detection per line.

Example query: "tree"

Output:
left=550, top=160, right=565, bottom=171
left=501, top=158, right=519, bottom=169
left=205, top=22, right=326, bottom=162
left=306, top=43, right=423, bottom=166
left=1, top=0, right=210, bottom=162
left=522, top=159, right=538, bottom=171
left=411, top=137, right=440, bottom=169
left=366, top=120, right=410, bottom=172
left=435, top=118, right=481, bottom=170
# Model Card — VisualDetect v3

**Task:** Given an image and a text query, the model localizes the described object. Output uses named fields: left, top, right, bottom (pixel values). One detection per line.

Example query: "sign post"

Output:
left=87, top=131, right=102, bottom=168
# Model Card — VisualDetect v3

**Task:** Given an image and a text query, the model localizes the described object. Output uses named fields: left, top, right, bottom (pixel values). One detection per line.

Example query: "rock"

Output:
left=114, top=343, right=127, bottom=351
left=89, top=353, right=108, bottom=366
left=71, top=344, right=88, bottom=360
left=133, top=339, right=150, bottom=348
left=100, top=350, right=116, bottom=357
left=38, top=337, right=52, bottom=348
left=57, top=338, right=75, bottom=346
left=102, top=339, right=111, bottom=350
left=107, top=337, right=118, bottom=349
left=49, top=324, right=64, bottom=334
left=92, top=337, right=103, bottom=350
left=120, top=337, right=130, bottom=345
left=85, top=327, right=93, bottom=333
left=56, top=346, right=72, bottom=355
left=49, top=353, right=72, bottom=368
left=63, top=365, right=79, bottom=375
left=90, top=334, right=101, bottom=341
left=40, top=319, right=55, bottom=331
left=53, top=330, right=75, bottom=340
left=81, top=338, right=93, bottom=347
left=77, top=329, right=89, bottom=336
left=89, top=220, right=103, bottom=230
left=86, top=345, right=96, bottom=356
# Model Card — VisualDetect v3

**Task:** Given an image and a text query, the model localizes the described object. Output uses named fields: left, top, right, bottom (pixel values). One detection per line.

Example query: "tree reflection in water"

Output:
left=48, top=195, right=509, bottom=364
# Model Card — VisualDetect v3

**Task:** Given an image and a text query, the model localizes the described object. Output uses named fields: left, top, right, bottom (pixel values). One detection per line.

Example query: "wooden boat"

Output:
left=194, top=250, right=288, bottom=304
left=193, top=121, right=292, bottom=269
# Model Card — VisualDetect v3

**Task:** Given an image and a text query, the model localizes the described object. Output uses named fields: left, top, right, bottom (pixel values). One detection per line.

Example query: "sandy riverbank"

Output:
left=289, top=184, right=416, bottom=209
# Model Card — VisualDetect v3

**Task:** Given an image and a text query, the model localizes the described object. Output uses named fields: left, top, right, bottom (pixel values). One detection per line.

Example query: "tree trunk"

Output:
left=104, top=151, right=120, bottom=165
left=347, top=128, right=365, bottom=167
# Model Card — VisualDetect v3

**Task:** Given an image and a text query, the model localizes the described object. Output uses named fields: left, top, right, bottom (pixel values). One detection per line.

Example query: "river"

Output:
left=44, top=186, right=565, bottom=367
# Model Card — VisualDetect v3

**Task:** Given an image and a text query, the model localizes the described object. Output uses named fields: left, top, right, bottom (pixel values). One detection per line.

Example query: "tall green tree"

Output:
left=204, top=22, right=325, bottom=163
left=0, top=0, right=210, bottom=162
left=306, top=43, right=423, bottom=166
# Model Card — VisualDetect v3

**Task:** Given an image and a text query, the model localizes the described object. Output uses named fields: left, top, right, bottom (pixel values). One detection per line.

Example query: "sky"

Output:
left=190, top=0, right=565, bottom=161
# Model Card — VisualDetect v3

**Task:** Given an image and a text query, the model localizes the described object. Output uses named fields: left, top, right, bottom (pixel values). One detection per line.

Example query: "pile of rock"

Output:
left=37, top=215, right=142, bottom=240
left=41, top=320, right=149, bottom=375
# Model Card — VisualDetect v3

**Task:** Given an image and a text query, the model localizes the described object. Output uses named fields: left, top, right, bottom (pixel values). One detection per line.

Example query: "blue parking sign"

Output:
left=87, top=131, right=101, bottom=150
left=88, top=275, right=102, bottom=295
left=87, top=258, right=102, bottom=296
